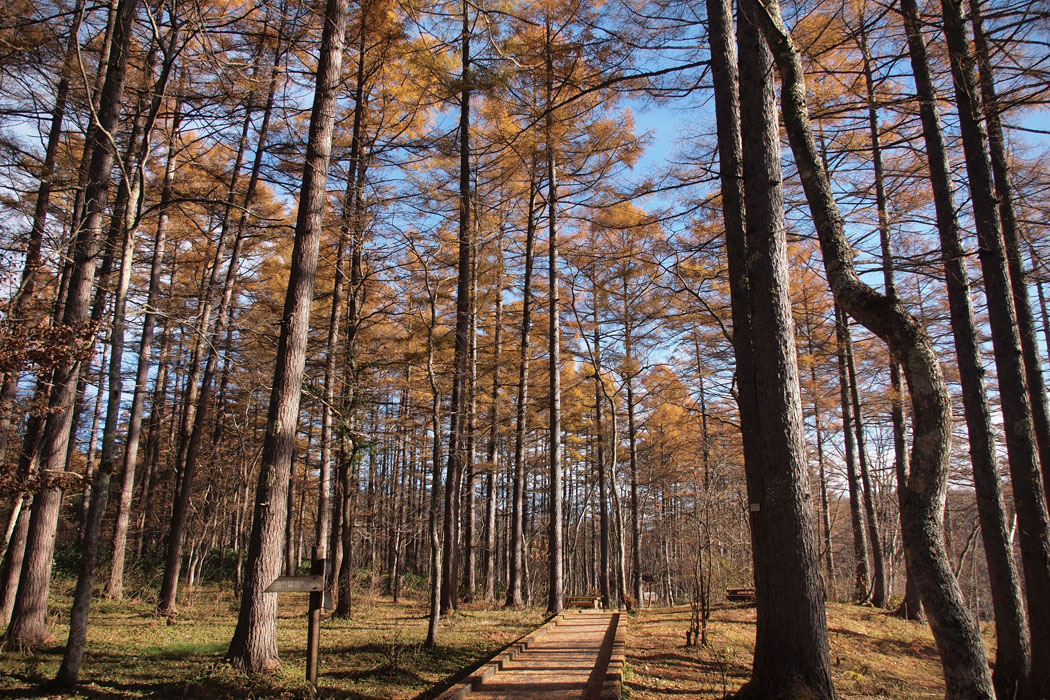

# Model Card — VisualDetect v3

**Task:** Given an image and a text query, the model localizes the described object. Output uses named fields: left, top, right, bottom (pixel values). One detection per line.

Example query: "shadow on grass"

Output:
left=828, top=623, right=938, bottom=659
left=626, top=646, right=750, bottom=699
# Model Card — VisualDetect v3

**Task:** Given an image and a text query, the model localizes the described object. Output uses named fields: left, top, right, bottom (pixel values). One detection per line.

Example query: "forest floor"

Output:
left=1, top=580, right=984, bottom=699
left=0, top=578, right=544, bottom=699
left=624, top=601, right=984, bottom=698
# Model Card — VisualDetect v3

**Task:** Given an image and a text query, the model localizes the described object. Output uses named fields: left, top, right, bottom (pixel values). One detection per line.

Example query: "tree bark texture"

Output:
left=937, top=0, right=1050, bottom=693
left=897, top=0, right=1029, bottom=692
left=716, top=3, right=836, bottom=696
left=752, top=0, right=994, bottom=694
left=226, top=0, right=348, bottom=670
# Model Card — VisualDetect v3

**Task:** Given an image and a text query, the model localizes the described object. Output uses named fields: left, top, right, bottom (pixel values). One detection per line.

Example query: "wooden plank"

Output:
left=265, top=575, right=324, bottom=593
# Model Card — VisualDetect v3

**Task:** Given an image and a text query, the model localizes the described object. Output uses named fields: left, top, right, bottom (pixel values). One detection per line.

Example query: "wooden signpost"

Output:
left=266, top=575, right=324, bottom=592
left=265, top=547, right=326, bottom=686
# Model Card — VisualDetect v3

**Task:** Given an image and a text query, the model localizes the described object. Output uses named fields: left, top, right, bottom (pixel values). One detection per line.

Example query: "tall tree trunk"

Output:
left=57, top=110, right=143, bottom=684
left=801, top=294, right=835, bottom=592
left=157, top=55, right=266, bottom=613
left=106, top=95, right=181, bottom=600
left=425, top=266, right=444, bottom=648
left=137, top=306, right=172, bottom=559
left=329, top=10, right=369, bottom=615
left=0, top=0, right=86, bottom=466
left=594, top=282, right=611, bottom=610
left=506, top=179, right=537, bottom=608
left=483, top=248, right=504, bottom=602
left=968, top=0, right=1050, bottom=511
left=545, top=18, right=563, bottom=615
left=1, top=0, right=139, bottom=652
left=844, top=318, right=887, bottom=606
left=751, top=0, right=995, bottom=694
left=723, top=2, right=836, bottom=695
left=856, top=17, right=919, bottom=619
left=937, top=0, right=1050, bottom=693
left=441, top=0, right=472, bottom=614
left=463, top=241, right=479, bottom=601
left=317, top=233, right=346, bottom=568
left=225, top=0, right=348, bottom=670
left=623, top=314, right=642, bottom=606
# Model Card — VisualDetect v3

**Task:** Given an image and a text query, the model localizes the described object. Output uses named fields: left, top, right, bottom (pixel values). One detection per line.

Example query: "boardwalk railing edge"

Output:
left=600, top=612, right=626, bottom=699
left=432, top=610, right=569, bottom=700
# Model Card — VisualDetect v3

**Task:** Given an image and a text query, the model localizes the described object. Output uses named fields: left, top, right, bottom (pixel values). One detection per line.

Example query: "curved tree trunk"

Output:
left=751, top=0, right=994, bottom=695
left=894, top=0, right=1029, bottom=692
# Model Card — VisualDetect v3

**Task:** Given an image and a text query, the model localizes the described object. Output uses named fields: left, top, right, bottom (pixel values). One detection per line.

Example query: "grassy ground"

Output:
left=624, top=602, right=975, bottom=699
left=0, top=579, right=545, bottom=699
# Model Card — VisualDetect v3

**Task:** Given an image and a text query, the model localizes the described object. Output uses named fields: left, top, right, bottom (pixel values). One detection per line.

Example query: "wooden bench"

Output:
left=726, top=587, right=756, bottom=603
left=565, top=595, right=601, bottom=609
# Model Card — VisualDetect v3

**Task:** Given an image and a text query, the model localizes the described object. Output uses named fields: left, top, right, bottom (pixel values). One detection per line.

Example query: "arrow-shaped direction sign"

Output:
left=265, top=575, right=324, bottom=593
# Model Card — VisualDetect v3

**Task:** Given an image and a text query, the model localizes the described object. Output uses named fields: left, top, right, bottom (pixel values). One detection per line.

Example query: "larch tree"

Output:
left=2, top=0, right=140, bottom=651
left=750, top=0, right=996, bottom=694
left=896, top=0, right=1030, bottom=691
left=226, top=0, right=349, bottom=670
left=707, top=0, right=837, bottom=694
left=937, top=0, right=1050, bottom=692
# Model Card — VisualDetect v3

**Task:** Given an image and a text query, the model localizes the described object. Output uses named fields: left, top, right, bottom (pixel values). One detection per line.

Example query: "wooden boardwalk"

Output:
left=452, top=609, right=622, bottom=700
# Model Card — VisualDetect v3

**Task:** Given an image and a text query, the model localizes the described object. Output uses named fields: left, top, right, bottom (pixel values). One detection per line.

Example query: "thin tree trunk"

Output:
left=0, top=497, right=30, bottom=627
left=441, top=0, right=472, bottom=614
left=158, top=60, right=266, bottom=613
left=106, top=93, right=182, bottom=600
left=463, top=240, right=479, bottom=601
left=595, top=282, right=611, bottom=609
left=425, top=265, right=444, bottom=648
left=0, top=0, right=86, bottom=466
left=856, top=18, right=919, bottom=619
left=802, top=300, right=834, bottom=591
left=835, top=305, right=870, bottom=603
left=506, top=179, right=537, bottom=608
left=58, top=104, right=144, bottom=680
left=545, top=19, right=563, bottom=614
left=845, top=321, right=887, bottom=606
left=624, top=318, right=642, bottom=606
left=483, top=249, right=504, bottom=602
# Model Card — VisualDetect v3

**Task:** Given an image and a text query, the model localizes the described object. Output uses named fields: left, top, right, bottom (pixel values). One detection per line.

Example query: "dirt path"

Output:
left=466, top=610, right=618, bottom=699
